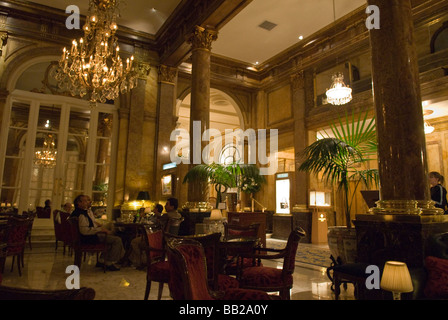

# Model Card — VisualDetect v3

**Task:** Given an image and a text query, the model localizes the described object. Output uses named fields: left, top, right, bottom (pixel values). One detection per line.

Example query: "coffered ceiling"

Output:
left=28, top=0, right=366, bottom=65
left=15, top=0, right=448, bottom=128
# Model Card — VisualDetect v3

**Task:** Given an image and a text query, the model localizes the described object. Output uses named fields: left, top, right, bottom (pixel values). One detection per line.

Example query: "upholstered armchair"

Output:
left=238, top=227, right=306, bottom=300
left=166, top=237, right=271, bottom=300
left=143, top=228, right=170, bottom=300
left=222, top=222, right=262, bottom=276
left=4, top=217, right=32, bottom=276
left=67, top=217, right=107, bottom=272
left=165, top=232, right=239, bottom=299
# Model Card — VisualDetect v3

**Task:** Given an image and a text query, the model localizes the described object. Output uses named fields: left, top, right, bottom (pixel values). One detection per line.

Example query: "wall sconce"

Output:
left=380, top=261, right=414, bottom=300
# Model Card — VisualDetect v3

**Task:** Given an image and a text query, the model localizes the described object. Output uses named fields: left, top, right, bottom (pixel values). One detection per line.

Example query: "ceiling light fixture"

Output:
left=423, top=109, right=434, bottom=134
left=326, top=73, right=352, bottom=105
left=34, top=120, right=57, bottom=168
left=55, top=0, right=137, bottom=103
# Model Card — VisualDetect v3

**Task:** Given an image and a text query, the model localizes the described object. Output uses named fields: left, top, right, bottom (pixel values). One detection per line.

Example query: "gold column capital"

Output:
left=291, top=71, right=305, bottom=90
left=188, top=25, right=218, bottom=51
left=158, top=65, right=177, bottom=84
left=136, top=62, right=151, bottom=80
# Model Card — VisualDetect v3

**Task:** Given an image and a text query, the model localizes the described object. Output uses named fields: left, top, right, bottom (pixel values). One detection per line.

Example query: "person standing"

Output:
left=71, top=194, right=125, bottom=271
left=429, top=171, right=448, bottom=214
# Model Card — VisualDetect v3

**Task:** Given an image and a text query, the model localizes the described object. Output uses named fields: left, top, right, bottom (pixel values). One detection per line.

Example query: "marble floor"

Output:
left=0, top=241, right=354, bottom=301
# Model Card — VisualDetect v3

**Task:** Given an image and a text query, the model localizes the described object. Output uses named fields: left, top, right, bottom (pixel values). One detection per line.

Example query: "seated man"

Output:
left=71, top=194, right=124, bottom=271
left=164, top=197, right=183, bottom=235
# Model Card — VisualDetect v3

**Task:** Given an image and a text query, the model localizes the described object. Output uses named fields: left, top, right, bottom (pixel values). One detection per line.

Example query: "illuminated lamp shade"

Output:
left=209, top=209, right=223, bottom=220
left=326, top=73, right=352, bottom=105
left=380, top=261, right=413, bottom=300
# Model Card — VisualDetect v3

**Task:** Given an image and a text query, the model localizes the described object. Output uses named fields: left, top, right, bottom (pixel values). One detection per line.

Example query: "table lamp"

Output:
left=136, top=191, right=150, bottom=207
left=210, top=209, right=223, bottom=220
left=209, top=209, right=223, bottom=234
left=380, top=261, right=414, bottom=300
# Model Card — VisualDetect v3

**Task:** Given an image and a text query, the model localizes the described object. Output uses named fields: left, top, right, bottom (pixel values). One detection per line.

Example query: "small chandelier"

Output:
left=34, top=120, right=57, bottom=168
left=423, top=109, right=435, bottom=134
left=424, top=121, right=434, bottom=134
left=326, top=73, right=353, bottom=105
left=55, top=0, right=137, bottom=103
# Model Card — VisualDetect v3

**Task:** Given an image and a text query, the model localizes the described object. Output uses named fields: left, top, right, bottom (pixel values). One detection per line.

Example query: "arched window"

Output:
left=431, top=21, right=448, bottom=53
left=219, top=144, right=241, bottom=165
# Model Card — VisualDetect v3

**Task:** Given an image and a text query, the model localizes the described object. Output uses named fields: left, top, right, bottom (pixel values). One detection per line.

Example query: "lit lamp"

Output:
left=209, top=209, right=223, bottom=234
left=136, top=191, right=150, bottom=207
left=210, top=209, right=223, bottom=220
left=380, top=261, right=414, bottom=300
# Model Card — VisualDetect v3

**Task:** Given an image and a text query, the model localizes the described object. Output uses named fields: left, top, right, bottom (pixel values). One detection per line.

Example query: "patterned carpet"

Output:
left=266, top=239, right=332, bottom=268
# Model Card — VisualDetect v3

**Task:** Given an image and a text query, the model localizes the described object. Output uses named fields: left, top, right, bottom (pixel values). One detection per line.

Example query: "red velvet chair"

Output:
left=23, top=211, right=36, bottom=250
left=166, top=237, right=271, bottom=300
left=0, top=285, right=95, bottom=300
left=165, top=232, right=239, bottom=299
left=143, top=228, right=170, bottom=300
left=222, top=222, right=262, bottom=276
left=67, top=217, right=107, bottom=272
left=53, top=210, right=70, bottom=254
left=4, top=217, right=31, bottom=276
left=0, top=223, right=11, bottom=282
left=36, top=206, right=51, bottom=219
left=238, top=227, right=306, bottom=300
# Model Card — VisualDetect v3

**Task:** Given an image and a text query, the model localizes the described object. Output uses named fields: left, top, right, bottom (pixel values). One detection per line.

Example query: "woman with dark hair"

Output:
left=429, top=171, right=448, bottom=214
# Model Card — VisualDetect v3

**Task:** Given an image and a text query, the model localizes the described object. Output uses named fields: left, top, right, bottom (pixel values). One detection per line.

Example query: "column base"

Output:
left=370, top=200, right=444, bottom=216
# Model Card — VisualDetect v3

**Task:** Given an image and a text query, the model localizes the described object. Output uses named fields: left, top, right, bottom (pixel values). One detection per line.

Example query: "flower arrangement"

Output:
left=240, top=177, right=262, bottom=194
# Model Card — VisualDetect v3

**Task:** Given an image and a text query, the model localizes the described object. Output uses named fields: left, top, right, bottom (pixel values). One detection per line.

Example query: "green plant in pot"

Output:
left=297, top=110, right=379, bottom=263
left=183, top=162, right=265, bottom=208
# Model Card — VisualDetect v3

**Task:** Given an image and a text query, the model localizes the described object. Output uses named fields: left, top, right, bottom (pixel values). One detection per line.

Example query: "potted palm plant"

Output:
left=297, top=110, right=379, bottom=263
left=183, top=162, right=265, bottom=208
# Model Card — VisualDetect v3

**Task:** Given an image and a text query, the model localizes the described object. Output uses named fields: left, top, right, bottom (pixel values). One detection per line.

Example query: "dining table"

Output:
left=113, top=220, right=159, bottom=266
left=218, top=236, right=259, bottom=278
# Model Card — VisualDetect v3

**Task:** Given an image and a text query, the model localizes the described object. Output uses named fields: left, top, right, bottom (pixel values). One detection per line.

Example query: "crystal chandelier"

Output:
left=55, top=0, right=137, bottom=103
left=326, top=73, right=353, bottom=105
left=34, top=120, right=57, bottom=168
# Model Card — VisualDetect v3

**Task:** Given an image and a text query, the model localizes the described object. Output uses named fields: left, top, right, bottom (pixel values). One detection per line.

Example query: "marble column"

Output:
left=123, top=62, right=151, bottom=201
left=368, top=0, right=440, bottom=215
left=353, top=0, right=448, bottom=269
left=187, top=26, right=218, bottom=202
left=291, top=71, right=313, bottom=243
left=155, top=65, right=178, bottom=200
left=291, top=71, right=309, bottom=208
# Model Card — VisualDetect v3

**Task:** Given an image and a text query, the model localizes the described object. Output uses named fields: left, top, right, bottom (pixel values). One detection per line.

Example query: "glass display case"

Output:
left=275, top=172, right=294, bottom=214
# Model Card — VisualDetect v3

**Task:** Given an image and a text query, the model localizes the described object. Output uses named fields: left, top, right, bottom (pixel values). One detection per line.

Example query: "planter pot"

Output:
left=327, top=226, right=357, bottom=264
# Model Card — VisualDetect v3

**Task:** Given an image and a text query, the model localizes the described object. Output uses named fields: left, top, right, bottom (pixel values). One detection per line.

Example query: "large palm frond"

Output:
left=298, top=109, right=378, bottom=228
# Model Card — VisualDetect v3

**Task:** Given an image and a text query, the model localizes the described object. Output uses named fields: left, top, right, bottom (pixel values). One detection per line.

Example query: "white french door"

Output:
left=0, top=90, right=118, bottom=217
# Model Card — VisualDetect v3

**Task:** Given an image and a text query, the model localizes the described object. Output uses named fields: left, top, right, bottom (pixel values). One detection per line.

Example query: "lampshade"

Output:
left=380, top=261, right=413, bottom=298
left=209, top=209, right=223, bottom=220
left=136, top=191, right=150, bottom=201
